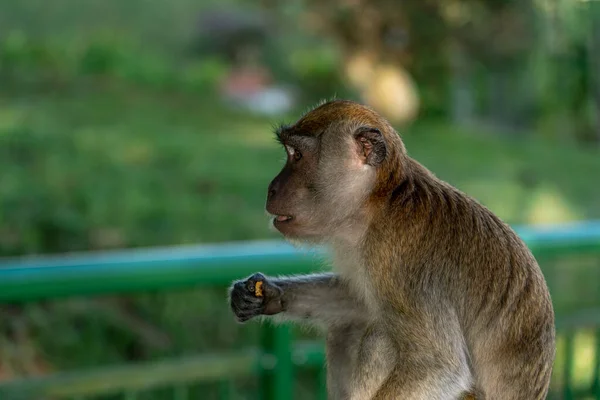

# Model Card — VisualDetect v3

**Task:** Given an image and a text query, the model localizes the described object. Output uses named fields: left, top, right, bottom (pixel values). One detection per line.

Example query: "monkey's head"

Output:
left=266, top=100, right=406, bottom=243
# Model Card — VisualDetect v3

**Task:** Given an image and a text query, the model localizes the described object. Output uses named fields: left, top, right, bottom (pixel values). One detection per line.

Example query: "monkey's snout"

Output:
left=267, top=177, right=279, bottom=199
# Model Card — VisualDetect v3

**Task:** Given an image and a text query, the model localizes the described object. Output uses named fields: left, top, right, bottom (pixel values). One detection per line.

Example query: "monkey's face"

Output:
left=266, top=101, right=393, bottom=242
left=265, top=130, right=322, bottom=240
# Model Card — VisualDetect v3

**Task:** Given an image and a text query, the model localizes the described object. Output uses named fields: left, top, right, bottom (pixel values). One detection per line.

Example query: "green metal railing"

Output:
left=0, top=221, right=599, bottom=399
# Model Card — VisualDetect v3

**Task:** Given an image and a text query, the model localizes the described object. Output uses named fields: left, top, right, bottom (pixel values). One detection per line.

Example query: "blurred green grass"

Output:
left=2, top=82, right=599, bottom=255
left=0, top=0, right=205, bottom=52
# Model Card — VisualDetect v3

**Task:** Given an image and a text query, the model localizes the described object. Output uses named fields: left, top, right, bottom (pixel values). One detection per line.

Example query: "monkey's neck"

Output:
left=362, top=157, right=470, bottom=266
left=369, top=156, right=518, bottom=273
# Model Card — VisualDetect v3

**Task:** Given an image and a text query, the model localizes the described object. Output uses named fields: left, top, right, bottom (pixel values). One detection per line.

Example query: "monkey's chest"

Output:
left=327, top=322, right=396, bottom=400
left=333, top=257, right=379, bottom=314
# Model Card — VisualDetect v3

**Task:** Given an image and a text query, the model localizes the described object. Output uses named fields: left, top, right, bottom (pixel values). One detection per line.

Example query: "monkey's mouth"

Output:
left=266, top=209, right=296, bottom=233
left=274, top=215, right=293, bottom=223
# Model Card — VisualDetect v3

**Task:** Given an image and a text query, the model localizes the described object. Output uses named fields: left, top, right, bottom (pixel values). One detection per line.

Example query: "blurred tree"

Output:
left=261, top=0, right=599, bottom=143
left=191, top=6, right=271, bottom=66
left=261, top=0, right=533, bottom=125
left=590, top=0, right=600, bottom=143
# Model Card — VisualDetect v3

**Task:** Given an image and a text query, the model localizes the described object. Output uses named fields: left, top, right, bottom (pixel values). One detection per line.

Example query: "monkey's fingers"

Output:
left=230, top=288, right=264, bottom=322
left=233, top=308, right=263, bottom=323
left=245, top=273, right=267, bottom=297
left=244, top=273, right=283, bottom=300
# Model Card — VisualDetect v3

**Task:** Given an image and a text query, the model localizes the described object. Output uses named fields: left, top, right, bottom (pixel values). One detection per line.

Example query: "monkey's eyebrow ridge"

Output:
left=275, top=124, right=317, bottom=145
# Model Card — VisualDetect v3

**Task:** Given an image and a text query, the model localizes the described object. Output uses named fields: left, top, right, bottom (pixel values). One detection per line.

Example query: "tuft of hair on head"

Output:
left=313, top=96, right=337, bottom=109
left=299, top=95, right=345, bottom=118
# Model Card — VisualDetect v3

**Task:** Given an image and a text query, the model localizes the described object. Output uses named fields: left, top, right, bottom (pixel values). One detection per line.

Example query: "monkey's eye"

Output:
left=287, top=146, right=302, bottom=162
left=293, top=149, right=302, bottom=161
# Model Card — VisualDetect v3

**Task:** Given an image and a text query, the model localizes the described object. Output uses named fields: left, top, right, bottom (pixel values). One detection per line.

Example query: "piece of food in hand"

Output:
left=255, top=281, right=264, bottom=297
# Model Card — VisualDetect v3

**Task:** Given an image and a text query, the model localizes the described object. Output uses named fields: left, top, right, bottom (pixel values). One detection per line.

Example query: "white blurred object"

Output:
left=245, top=87, right=296, bottom=115
left=220, top=67, right=296, bottom=115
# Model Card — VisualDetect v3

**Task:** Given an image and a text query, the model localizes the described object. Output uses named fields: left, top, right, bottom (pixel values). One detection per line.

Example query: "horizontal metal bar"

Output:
left=516, top=220, right=600, bottom=244
left=518, top=220, right=600, bottom=255
left=0, top=240, right=324, bottom=302
left=0, top=342, right=325, bottom=399
left=0, top=351, right=258, bottom=399
left=0, top=221, right=599, bottom=303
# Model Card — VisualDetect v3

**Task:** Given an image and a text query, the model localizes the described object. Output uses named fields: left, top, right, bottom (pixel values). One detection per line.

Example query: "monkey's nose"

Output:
left=267, top=181, right=278, bottom=199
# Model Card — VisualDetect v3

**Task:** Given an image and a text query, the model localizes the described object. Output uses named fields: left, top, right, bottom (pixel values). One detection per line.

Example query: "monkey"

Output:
left=228, top=99, right=556, bottom=399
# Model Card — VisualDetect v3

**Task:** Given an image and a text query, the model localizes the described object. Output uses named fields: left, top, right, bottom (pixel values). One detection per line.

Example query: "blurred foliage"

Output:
left=0, top=0, right=599, bottom=398
left=0, top=32, right=229, bottom=94
left=268, top=0, right=600, bottom=138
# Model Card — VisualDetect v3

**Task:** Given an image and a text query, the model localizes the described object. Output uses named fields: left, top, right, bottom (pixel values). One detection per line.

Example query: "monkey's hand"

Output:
left=229, top=273, right=284, bottom=323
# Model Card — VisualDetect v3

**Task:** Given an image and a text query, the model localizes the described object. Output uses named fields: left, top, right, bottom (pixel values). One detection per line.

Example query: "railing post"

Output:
left=317, top=364, right=328, bottom=400
left=218, top=380, right=233, bottom=400
left=592, top=329, right=600, bottom=399
left=564, top=332, right=575, bottom=400
left=260, top=324, right=294, bottom=400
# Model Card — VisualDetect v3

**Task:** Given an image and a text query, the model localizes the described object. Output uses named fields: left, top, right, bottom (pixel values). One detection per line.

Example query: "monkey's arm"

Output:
left=229, top=272, right=368, bottom=327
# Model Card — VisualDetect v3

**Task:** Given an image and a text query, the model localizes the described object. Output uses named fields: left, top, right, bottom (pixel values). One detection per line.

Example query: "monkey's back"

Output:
left=380, top=159, right=556, bottom=399
left=460, top=213, right=555, bottom=399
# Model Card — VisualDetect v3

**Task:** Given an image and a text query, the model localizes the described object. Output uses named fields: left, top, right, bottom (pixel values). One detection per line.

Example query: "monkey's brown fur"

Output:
left=229, top=100, right=556, bottom=399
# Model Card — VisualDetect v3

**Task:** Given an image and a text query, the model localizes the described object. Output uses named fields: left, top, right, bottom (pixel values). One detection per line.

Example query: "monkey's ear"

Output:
left=354, top=128, right=387, bottom=166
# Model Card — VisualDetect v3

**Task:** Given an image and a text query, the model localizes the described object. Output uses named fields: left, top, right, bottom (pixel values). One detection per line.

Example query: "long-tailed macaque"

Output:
left=228, top=100, right=555, bottom=399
